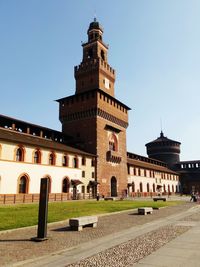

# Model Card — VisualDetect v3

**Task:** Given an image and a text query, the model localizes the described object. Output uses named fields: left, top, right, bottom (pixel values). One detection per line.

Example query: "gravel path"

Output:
left=0, top=202, right=195, bottom=266
left=66, top=225, right=190, bottom=267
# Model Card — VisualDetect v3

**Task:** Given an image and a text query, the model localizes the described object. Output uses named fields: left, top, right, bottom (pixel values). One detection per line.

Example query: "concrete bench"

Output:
left=153, top=197, right=166, bottom=202
left=138, top=207, right=153, bottom=215
left=69, top=216, right=98, bottom=231
left=104, top=197, right=115, bottom=201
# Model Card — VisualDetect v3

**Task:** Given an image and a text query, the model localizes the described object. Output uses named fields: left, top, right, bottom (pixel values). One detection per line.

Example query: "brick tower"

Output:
left=57, top=19, right=130, bottom=197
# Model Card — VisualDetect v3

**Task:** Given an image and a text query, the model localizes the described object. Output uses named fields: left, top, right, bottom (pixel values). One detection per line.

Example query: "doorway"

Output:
left=111, top=176, right=117, bottom=197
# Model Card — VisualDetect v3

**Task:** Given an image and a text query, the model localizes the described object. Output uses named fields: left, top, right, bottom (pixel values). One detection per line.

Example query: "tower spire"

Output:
left=160, top=118, right=164, bottom=137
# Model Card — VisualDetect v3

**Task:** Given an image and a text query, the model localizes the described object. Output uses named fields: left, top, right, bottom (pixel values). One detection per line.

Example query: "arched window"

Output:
left=62, top=155, right=69, bottom=167
left=62, top=177, right=70, bottom=193
left=49, top=153, right=55, bottom=165
left=34, top=150, right=41, bottom=164
left=140, top=182, right=143, bottom=192
left=82, top=156, right=86, bottom=166
left=18, top=175, right=29, bottom=193
left=147, top=183, right=150, bottom=192
left=16, top=147, right=24, bottom=162
left=88, top=48, right=93, bottom=58
left=91, top=158, right=95, bottom=167
left=73, top=156, right=78, bottom=168
left=101, top=49, right=105, bottom=60
left=109, top=134, right=118, bottom=152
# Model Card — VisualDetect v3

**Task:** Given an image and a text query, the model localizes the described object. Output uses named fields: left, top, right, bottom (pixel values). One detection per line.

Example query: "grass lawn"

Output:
left=0, top=200, right=184, bottom=231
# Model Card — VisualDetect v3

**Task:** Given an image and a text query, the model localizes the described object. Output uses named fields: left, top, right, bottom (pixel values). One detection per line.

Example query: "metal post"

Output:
left=31, top=178, right=49, bottom=242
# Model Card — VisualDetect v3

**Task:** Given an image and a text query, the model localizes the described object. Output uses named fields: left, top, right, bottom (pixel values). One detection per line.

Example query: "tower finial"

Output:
left=94, top=10, right=97, bottom=22
left=160, top=118, right=164, bottom=137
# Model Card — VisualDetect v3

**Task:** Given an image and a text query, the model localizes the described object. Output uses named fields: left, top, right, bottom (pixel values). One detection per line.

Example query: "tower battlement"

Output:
left=74, top=58, right=115, bottom=76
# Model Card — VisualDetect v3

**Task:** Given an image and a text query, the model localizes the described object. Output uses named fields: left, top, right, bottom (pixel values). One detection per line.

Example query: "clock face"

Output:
left=105, top=78, right=110, bottom=89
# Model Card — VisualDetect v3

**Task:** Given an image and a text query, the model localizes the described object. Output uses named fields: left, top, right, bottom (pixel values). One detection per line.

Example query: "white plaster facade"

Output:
left=0, top=131, right=95, bottom=196
left=0, top=160, right=81, bottom=194
left=127, top=164, right=180, bottom=195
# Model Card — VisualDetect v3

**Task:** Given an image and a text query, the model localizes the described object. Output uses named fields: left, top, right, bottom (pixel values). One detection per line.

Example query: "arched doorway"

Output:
left=111, top=176, right=117, bottom=197
left=147, top=183, right=150, bottom=193
left=62, top=177, right=70, bottom=193
left=140, top=182, right=143, bottom=192
left=132, top=182, right=135, bottom=193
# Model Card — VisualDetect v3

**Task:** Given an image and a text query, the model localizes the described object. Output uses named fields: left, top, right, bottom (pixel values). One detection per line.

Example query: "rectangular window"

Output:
left=91, top=158, right=95, bottom=167
left=127, top=165, right=130, bottom=175
left=82, top=157, right=86, bottom=165
left=82, top=171, right=85, bottom=178
left=92, top=172, right=95, bottom=178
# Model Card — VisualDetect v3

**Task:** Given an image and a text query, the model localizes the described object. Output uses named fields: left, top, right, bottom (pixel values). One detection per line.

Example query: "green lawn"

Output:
left=0, top=200, right=184, bottom=231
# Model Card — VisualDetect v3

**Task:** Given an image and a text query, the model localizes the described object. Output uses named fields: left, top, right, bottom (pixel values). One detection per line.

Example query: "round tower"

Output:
left=145, top=131, right=181, bottom=167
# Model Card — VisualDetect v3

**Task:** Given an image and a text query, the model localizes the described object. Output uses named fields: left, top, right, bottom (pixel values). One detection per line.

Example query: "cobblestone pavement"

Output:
left=0, top=202, right=195, bottom=266
left=66, top=225, right=190, bottom=267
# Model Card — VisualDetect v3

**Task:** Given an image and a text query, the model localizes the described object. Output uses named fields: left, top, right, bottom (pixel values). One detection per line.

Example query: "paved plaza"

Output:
left=1, top=198, right=200, bottom=266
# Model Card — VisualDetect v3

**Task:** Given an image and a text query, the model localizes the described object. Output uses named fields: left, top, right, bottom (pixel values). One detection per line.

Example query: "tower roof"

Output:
left=145, top=131, right=181, bottom=146
left=88, top=18, right=103, bottom=33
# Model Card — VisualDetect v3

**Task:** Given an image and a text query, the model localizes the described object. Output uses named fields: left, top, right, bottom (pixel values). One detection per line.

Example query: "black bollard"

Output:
left=31, top=178, right=49, bottom=242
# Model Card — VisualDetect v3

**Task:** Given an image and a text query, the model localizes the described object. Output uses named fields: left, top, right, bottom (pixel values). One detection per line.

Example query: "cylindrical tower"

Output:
left=145, top=131, right=181, bottom=167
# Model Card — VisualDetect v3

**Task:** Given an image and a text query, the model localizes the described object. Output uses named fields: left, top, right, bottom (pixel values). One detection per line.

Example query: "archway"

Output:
left=62, top=177, right=70, bottom=193
left=111, top=176, right=117, bottom=197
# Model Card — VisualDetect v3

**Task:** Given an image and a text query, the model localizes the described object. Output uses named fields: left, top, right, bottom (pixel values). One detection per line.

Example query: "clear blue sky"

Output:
left=0, top=0, right=200, bottom=160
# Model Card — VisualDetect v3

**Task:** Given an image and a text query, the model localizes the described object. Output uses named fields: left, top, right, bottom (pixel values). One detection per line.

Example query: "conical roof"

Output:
left=146, top=131, right=181, bottom=146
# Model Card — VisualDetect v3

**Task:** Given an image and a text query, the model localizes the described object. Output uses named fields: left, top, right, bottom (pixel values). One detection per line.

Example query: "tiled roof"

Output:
left=0, top=127, right=95, bottom=157
left=127, top=158, right=178, bottom=174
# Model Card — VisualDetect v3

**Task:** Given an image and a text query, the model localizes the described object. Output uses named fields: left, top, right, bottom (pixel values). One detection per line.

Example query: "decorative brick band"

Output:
left=61, top=108, right=128, bottom=128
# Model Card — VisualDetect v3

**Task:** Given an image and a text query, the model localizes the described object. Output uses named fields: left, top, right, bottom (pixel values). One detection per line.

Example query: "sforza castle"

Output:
left=0, top=19, right=199, bottom=203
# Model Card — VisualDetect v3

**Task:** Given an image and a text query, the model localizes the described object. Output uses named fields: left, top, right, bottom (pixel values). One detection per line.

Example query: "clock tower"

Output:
left=57, top=19, right=130, bottom=197
left=75, top=18, right=115, bottom=97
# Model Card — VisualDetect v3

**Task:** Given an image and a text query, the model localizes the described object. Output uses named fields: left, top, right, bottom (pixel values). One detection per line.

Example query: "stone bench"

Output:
left=69, top=216, right=98, bottom=231
left=138, top=207, right=153, bottom=215
left=153, top=197, right=166, bottom=202
left=104, top=197, right=115, bottom=201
